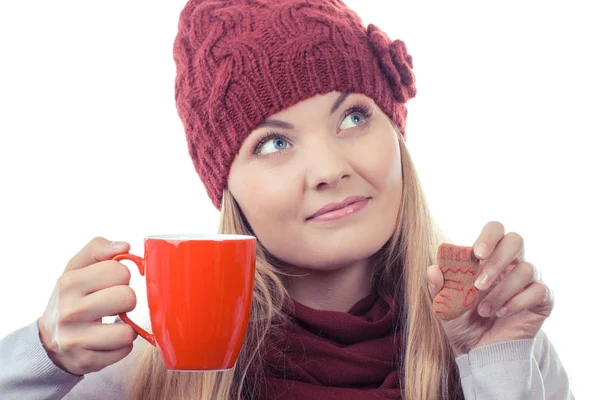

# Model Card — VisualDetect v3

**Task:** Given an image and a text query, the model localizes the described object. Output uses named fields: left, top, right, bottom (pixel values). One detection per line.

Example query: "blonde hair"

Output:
left=126, top=126, right=462, bottom=399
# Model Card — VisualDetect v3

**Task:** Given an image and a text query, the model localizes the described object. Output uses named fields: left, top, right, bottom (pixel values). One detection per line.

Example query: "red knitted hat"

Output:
left=173, top=0, right=417, bottom=209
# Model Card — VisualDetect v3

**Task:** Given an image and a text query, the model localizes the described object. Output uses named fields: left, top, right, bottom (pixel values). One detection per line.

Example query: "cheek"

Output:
left=231, top=166, right=301, bottom=231
left=382, top=142, right=402, bottom=191
left=234, top=168, right=307, bottom=265
left=358, top=132, right=402, bottom=193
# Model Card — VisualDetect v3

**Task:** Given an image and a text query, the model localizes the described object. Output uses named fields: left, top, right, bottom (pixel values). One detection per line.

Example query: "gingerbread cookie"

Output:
left=433, top=243, right=481, bottom=321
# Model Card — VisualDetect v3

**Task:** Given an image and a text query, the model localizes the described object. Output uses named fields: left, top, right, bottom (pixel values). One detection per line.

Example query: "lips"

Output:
left=307, top=196, right=371, bottom=220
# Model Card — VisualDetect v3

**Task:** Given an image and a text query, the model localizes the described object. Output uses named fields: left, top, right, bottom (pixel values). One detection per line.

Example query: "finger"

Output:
left=77, top=322, right=138, bottom=351
left=495, top=282, right=553, bottom=318
left=73, top=345, right=134, bottom=375
left=427, top=265, right=444, bottom=298
left=63, top=285, right=137, bottom=323
left=63, top=260, right=132, bottom=295
left=498, top=263, right=518, bottom=281
left=476, top=261, right=537, bottom=317
left=65, top=237, right=130, bottom=272
left=472, top=221, right=506, bottom=260
left=474, top=232, right=525, bottom=291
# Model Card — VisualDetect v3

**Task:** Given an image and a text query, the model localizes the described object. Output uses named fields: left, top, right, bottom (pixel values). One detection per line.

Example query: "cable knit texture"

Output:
left=173, top=0, right=417, bottom=208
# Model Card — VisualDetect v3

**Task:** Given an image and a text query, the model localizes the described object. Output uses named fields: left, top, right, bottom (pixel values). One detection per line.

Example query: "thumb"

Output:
left=427, top=265, right=444, bottom=299
left=65, top=237, right=130, bottom=272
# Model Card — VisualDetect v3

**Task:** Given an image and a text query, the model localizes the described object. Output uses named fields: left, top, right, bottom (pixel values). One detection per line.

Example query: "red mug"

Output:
left=111, top=234, right=256, bottom=370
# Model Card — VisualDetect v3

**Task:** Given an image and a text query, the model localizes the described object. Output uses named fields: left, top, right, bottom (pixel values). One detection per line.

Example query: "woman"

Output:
left=0, top=0, right=573, bottom=399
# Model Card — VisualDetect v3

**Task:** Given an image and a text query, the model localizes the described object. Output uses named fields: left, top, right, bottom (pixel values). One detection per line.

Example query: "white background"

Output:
left=0, top=1, right=597, bottom=397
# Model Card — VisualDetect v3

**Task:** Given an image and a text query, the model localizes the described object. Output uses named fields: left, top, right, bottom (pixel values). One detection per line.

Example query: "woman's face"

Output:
left=228, top=92, right=403, bottom=270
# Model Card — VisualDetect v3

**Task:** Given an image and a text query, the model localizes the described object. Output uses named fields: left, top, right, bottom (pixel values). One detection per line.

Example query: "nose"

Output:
left=304, top=139, right=352, bottom=190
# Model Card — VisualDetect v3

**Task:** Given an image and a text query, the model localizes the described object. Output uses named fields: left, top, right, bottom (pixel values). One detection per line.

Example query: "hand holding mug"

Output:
left=38, top=234, right=257, bottom=375
left=37, top=237, right=138, bottom=376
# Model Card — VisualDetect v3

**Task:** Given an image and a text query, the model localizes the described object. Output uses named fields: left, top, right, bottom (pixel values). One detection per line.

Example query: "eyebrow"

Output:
left=257, top=92, right=350, bottom=130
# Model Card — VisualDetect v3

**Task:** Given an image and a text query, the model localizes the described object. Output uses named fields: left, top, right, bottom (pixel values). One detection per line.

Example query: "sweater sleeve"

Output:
left=456, top=329, right=575, bottom=399
left=0, top=318, right=146, bottom=400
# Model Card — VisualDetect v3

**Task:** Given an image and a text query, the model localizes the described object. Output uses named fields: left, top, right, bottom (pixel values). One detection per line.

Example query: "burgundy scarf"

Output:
left=257, top=292, right=404, bottom=399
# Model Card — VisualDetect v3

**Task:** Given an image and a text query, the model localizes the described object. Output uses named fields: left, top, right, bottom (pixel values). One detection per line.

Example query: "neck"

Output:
left=283, top=258, right=375, bottom=312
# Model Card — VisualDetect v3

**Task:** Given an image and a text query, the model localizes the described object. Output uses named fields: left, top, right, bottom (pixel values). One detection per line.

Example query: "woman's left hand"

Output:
left=427, top=221, right=554, bottom=356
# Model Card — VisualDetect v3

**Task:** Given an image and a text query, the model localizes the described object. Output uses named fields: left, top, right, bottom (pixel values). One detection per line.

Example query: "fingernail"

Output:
left=475, top=244, right=487, bottom=259
left=496, top=307, right=508, bottom=318
left=110, top=241, right=128, bottom=249
left=479, top=302, right=491, bottom=317
left=474, top=273, right=489, bottom=290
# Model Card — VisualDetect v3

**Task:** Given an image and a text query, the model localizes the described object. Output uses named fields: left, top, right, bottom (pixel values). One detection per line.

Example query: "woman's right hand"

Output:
left=37, top=237, right=138, bottom=376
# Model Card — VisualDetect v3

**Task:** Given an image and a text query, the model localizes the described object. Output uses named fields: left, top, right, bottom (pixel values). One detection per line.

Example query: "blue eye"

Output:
left=253, top=133, right=291, bottom=156
left=339, top=104, right=373, bottom=130
left=340, top=112, right=365, bottom=130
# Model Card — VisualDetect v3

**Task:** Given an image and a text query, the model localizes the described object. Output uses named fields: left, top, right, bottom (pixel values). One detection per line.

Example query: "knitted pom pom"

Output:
left=367, top=24, right=417, bottom=103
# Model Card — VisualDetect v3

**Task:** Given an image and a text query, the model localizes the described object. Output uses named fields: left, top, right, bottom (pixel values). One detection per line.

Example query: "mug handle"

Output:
left=111, top=253, right=156, bottom=347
